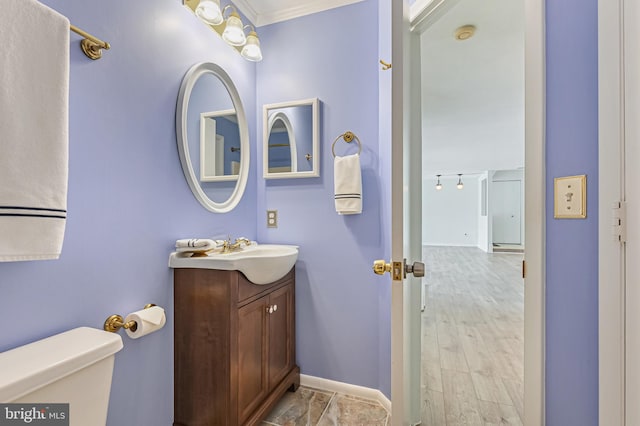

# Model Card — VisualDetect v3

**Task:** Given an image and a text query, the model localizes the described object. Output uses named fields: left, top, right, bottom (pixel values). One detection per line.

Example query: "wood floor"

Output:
left=421, top=246, right=524, bottom=426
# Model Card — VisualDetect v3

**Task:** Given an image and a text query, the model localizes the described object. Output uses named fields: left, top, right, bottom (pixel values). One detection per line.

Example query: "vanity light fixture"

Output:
left=241, top=25, right=263, bottom=62
left=183, top=0, right=263, bottom=62
left=435, top=175, right=443, bottom=190
left=456, top=174, right=464, bottom=190
left=195, top=0, right=223, bottom=25
left=221, top=5, right=246, bottom=46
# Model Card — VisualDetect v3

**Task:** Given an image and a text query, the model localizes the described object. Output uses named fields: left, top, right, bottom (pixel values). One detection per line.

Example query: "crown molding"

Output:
left=236, top=0, right=364, bottom=27
left=232, top=0, right=259, bottom=25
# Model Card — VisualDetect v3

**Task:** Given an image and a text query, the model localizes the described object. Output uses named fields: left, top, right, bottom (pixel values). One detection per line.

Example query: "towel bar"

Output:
left=70, top=24, right=110, bottom=60
left=332, top=131, right=362, bottom=158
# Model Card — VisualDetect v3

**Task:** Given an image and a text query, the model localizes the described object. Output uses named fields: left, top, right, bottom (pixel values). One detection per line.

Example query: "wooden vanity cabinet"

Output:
left=174, top=268, right=299, bottom=426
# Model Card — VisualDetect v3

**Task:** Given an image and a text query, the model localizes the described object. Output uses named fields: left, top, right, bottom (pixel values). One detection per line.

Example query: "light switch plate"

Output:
left=554, top=175, right=587, bottom=219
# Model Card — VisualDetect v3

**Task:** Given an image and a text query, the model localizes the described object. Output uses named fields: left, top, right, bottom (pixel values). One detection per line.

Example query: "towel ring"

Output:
left=332, top=131, right=362, bottom=158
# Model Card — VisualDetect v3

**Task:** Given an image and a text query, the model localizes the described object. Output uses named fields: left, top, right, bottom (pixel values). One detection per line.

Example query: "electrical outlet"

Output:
left=554, top=175, right=586, bottom=219
left=267, top=210, right=278, bottom=228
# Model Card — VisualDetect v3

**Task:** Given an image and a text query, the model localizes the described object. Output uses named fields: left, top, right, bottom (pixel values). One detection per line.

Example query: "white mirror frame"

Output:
left=176, top=62, right=250, bottom=213
left=263, top=98, right=319, bottom=179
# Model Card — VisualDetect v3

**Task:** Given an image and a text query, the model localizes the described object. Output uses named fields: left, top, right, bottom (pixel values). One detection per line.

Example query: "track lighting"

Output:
left=435, top=175, right=443, bottom=190
left=184, top=1, right=263, bottom=62
left=434, top=173, right=468, bottom=190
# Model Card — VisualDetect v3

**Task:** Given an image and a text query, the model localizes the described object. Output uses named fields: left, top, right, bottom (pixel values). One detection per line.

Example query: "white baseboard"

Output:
left=422, top=242, right=477, bottom=247
left=300, top=374, right=391, bottom=413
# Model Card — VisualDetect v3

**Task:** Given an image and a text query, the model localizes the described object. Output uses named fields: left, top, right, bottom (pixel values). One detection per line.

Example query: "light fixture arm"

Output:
left=221, top=4, right=239, bottom=18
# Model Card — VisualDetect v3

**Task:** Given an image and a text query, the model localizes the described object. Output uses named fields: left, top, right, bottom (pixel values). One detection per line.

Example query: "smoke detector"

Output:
left=454, top=25, right=476, bottom=41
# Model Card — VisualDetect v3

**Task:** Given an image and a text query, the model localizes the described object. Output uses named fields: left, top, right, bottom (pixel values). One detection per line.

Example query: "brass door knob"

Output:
left=373, top=259, right=392, bottom=275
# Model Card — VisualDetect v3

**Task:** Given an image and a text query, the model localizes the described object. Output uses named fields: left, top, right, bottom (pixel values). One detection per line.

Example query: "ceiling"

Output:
left=418, top=0, right=525, bottom=176
left=236, top=0, right=524, bottom=177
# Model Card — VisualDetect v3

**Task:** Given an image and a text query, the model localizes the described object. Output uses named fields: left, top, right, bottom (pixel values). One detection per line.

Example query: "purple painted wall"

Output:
left=545, top=0, right=599, bottom=423
left=0, top=0, right=602, bottom=422
left=255, top=0, right=391, bottom=396
left=0, top=0, right=257, bottom=424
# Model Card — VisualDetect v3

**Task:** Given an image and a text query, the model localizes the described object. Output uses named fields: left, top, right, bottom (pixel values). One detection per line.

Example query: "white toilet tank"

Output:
left=0, top=327, right=123, bottom=426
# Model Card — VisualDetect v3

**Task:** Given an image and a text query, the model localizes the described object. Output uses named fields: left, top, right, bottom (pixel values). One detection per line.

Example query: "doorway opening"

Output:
left=414, top=0, right=526, bottom=423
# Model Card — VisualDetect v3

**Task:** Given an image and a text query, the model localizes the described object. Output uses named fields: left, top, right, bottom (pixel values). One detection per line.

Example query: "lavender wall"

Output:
left=256, top=0, right=391, bottom=395
left=545, top=0, right=599, bottom=423
left=0, top=0, right=257, bottom=424
left=0, top=0, right=603, bottom=422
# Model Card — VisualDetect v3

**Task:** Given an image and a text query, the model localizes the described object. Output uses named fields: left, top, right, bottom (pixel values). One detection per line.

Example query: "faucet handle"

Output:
left=235, top=237, right=251, bottom=246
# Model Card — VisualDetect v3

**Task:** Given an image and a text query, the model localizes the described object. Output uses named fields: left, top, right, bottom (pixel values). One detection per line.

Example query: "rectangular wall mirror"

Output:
left=263, top=98, right=319, bottom=179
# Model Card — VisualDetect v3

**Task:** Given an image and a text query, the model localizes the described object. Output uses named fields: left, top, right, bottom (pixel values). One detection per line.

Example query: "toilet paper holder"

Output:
left=104, top=304, right=156, bottom=333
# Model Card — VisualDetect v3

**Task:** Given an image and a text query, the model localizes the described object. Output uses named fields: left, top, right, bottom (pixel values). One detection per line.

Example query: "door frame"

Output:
left=598, top=0, right=627, bottom=423
left=390, top=0, right=546, bottom=423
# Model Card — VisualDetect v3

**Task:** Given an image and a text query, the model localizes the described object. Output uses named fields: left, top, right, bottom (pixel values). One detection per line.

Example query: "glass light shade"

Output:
left=456, top=174, right=464, bottom=189
left=222, top=13, right=246, bottom=46
left=436, top=183, right=443, bottom=190
left=195, top=0, right=223, bottom=25
left=241, top=32, right=263, bottom=61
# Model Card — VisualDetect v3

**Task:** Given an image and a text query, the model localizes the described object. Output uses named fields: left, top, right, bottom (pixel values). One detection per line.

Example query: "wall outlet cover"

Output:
left=267, top=210, right=278, bottom=228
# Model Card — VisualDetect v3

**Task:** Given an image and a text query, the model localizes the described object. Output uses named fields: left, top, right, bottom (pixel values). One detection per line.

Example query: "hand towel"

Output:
left=175, top=238, right=217, bottom=253
left=0, top=0, right=69, bottom=261
left=334, top=154, right=362, bottom=215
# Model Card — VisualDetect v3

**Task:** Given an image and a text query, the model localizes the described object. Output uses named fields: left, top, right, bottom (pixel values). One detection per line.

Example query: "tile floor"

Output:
left=262, top=386, right=390, bottom=426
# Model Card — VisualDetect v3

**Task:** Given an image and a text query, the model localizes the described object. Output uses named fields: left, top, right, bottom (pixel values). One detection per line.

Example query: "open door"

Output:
left=372, top=0, right=423, bottom=424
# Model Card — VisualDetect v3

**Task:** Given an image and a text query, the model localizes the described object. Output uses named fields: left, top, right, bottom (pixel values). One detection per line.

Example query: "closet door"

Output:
left=492, top=180, right=522, bottom=245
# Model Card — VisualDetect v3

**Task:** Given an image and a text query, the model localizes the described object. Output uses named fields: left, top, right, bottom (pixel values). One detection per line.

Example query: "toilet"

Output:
left=0, top=327, right=123, bottom=426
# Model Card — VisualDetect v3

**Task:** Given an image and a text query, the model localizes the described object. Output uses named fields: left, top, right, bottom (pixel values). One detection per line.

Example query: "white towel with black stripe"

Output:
left=175, top=238, right=217, bottom=253
left=334, top=154, right=362, bottom=215
left=0, top=0, right=70, bottom=261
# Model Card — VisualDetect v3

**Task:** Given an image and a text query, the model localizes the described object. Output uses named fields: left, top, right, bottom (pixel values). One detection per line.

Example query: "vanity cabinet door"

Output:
left=268, top=283, right=294, bottom=388
left=238, top=295, right=269, bottom=423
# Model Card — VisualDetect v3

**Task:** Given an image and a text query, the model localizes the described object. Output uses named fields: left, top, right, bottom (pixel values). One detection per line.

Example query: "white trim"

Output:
left=236, top=0, right=366, bottom=28
left=262, top=98, right=319, bottom=179
left=598, top=0, right=625, bottom=423
left=176, top=62, right=250, bottom=214
left=300, top=374, right=392, bottom=414
left=523, top=0, right=546, bottom=422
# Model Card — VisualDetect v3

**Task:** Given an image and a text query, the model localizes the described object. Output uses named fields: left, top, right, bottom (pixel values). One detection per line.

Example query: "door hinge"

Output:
left=612, top=201, right=627, bottom=243
left=522, top=260, right=526, bottom=279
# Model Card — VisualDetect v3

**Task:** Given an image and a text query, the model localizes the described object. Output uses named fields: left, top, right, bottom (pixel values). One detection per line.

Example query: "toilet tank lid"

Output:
left=0, top=327, right=123, bottom=402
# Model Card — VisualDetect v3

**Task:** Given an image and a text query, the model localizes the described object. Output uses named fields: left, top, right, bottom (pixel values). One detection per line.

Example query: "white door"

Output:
left=598, top=0, right=640, bottom=422
left=379, top=0, right=423, bottom=424
left=492, top=180, right=522, bottom=245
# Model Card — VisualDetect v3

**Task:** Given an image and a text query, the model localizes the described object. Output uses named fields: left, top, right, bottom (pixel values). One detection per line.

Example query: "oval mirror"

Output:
left=263, top=98, right=319, bottom=179
left=176, top=62, right=249, bottom=213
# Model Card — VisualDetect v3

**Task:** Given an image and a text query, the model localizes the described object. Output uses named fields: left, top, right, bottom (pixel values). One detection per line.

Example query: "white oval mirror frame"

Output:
left=263, top=98, right=319, bottom=179
left=176, top=62, right=250, bottom=213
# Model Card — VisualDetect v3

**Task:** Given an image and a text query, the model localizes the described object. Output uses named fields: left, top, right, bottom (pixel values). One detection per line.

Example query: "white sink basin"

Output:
left=169, top=244, right=298, bottom=285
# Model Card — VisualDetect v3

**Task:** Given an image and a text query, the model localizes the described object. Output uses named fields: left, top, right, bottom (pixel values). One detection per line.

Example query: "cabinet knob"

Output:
left=273, top=304, right=278, bottom=312
left=267, top=306, right=273, bottom=314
